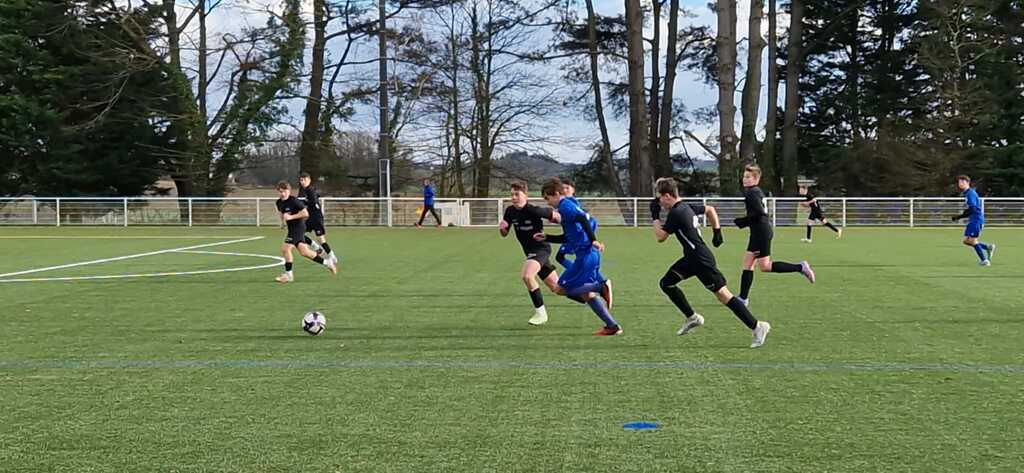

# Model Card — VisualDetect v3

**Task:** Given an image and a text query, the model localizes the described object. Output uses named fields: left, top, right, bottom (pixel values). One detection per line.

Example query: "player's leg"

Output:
left=756, top=234, right=814, bottom=283
left=521, top=259, right=549, bottom=325
left=415, top=206, right=427, bottom=227
left=312, top=222, right=335, bottom=263
left=963, top=223, right=993, bottom=264
left=429, top=206, right=442, bottom=227
left=659, top=261, right=703, bottom=335
left=298, top=242, right=337, bottom=275
left=803, top=219, right=813, bottom=242
left=713, top=285, right=771, bottom=348
left=277, top=243, right=295, bottom=282
left=821, top=217, right=841, bottom=235
left=555, top=246, right=570, bottom=270
left=559, top=250, right=620, bottom=334
left=739, top=249, right=757, bottom=304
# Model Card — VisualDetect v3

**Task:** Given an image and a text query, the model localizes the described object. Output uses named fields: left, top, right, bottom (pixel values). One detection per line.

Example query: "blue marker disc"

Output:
left=623, top=421, right=659, bottom=431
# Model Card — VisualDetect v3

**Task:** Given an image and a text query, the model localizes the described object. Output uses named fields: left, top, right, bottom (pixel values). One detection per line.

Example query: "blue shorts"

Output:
left=964, top=221, right=983, bottom=238
left=558, top=248, right=603, bottom=290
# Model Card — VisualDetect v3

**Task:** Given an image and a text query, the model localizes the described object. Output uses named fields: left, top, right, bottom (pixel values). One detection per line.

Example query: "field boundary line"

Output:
left=0, top=236, right=263, bottom=279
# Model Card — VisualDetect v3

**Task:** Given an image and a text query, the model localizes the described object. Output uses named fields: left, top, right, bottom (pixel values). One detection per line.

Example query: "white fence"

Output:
left=0, top=197, right=1021, bottom=227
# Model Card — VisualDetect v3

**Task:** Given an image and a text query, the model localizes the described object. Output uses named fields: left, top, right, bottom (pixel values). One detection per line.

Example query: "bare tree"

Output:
left=739, top=0, right=765, bottom=162
left=716, top=0, right=740, bottom=194
left=625, top=0, right=652, bottom=195
left=760, top=0, right=780, bottom=193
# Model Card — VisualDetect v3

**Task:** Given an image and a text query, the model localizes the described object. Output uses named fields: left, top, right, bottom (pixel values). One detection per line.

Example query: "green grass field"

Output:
left=1, top=226, right=1022, bottom=472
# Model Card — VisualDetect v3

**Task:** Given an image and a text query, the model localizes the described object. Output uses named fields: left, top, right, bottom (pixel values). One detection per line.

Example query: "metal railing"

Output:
left=0, top=196, right=1021, bottom=227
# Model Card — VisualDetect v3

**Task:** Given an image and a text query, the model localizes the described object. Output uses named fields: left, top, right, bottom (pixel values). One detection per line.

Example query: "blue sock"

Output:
left=973, top=243, right=987, bottom=261
left=981, top=242, right=992, bottom=251
left=587, top=298, right=618, bottom=328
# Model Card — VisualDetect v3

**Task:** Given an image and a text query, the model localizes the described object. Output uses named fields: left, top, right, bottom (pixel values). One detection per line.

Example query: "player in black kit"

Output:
left=651, top=178, right=771, bottom=348
left=734, top=164, right=814, bottom=306
left=275, top=181, right=337, bottom=283
left=798, top=185, right=842, bottom=242
left=500, top=181, right=561, bottom=326
left=298, top=172, right=337, bottom=265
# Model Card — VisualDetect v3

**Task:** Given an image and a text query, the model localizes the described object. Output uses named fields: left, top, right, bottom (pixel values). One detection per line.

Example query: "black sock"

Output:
left=740, top=270, right=754, bottom=299
left=285, top=262, right=293, bottom=272
left=321, top=242, right=332, bottom=253
left=529, top=288, right=544, bottom=309
left=661, top=284, right=695, bottom=317
left=771, top=262, right=802, bottom=273
left=806, top=225, right=812, bottom=239
left=313, top=256, right=324, bottom=264
left=825, top=222, right=839, bottom=232
left=726, top=297, right=758, bottom=330
left=567, top=294, right=586, bottom=304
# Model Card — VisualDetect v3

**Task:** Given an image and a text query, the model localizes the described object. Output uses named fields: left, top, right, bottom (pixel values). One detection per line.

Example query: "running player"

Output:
left=798, top=185, right=842, bottom=242
left=652, top=177, right=770, bottom=348
left=952, top=175, right=995, bottom=266
left=274, top=181, right=337, bottom=283
left=298, top=172, right=337, bottom=264
left=734, top=164, right=815, bottom=306
left=500, top=181, right=561, bottom=325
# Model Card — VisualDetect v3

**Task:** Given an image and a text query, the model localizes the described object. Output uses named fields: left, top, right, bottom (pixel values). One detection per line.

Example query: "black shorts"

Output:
left=809, top=210, right=825, bottom=221
left=306, top=217, right=326, bottom=236
left=746, top=228, right=773, bottom=258
left=669, top=257, right=727, bottom=293
left=285, top=224, right=306, bottom=247
left=524, top=248, right=555, bottom=279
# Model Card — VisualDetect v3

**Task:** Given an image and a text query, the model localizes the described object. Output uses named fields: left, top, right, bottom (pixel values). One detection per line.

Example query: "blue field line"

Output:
left=0, top=359, right=1022, bottom=373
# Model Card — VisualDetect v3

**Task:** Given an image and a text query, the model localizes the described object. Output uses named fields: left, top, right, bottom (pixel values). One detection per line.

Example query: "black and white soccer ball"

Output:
left=301, top=311, right=327, bottom=336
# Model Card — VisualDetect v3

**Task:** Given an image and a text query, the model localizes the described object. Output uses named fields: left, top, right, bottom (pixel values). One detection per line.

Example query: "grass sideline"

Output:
left=0, top=226, right=1022, bottom=472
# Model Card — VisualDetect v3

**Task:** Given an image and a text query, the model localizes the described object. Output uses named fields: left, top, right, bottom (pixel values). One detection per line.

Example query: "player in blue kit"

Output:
left=553, top=177, right=613, bottom=308
left=952, top=175, right=995, bottom=266
left=534, top=178, right=622, bottom=336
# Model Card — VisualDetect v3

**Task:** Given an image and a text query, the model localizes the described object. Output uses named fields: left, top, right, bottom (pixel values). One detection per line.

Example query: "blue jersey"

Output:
left=566, top=196, right=598, bottom=232
left=963, top=188, right=984, bottom=224
left=423, top=185, right=435, bottom=206
left=558, top=197, right=594, bottom=253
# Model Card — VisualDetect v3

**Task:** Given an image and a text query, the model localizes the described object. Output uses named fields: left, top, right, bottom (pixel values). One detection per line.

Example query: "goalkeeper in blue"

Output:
left=534, top=178, right=621, bottom=336
left=952, top=175, right=995, bottom=266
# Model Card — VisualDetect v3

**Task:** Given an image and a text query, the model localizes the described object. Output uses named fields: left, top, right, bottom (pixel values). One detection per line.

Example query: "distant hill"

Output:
left=492, top=151, right=576, bottom=183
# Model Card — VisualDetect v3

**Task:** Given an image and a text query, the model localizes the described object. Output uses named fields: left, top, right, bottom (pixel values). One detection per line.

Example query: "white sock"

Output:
left=535, top=306, right=547, bottom=315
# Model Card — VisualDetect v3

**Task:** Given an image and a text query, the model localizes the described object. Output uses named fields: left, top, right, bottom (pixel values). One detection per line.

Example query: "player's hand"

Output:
left=499, top=220, right=510, bottom=231
left=533, top=233, right=547, bottom=242
left=712, top=228, right=724, bottom=247
left=649, top=198, right=661, bottom=221
left=950, top=215, right=960, bottom=222
left=592, top=240, right=605, bottom=252
left=733, top=217, right=748, bottom=229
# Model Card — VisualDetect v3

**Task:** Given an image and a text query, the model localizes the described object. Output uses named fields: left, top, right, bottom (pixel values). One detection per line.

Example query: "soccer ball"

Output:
left=301, top=311, right=327, bottom=336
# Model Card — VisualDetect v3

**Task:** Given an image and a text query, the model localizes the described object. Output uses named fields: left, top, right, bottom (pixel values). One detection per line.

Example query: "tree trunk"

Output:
left=470, top=5, right=493, bottom=197
left=625, top=0, right=652, bottom=196
left=299, top=0, right=327, bottom=181
left=716, top=0, right=740, bottom=195
left=649, top=0, right=670, bottom=178
left=739, top=0, right=765, bottom=162
left=761, top=0, right=780, bottom=193
left=658, top=0, right=681, bottom=175
left=586, top=0, right=623, bottom=195
left=781, top=0, right=803, bottom=195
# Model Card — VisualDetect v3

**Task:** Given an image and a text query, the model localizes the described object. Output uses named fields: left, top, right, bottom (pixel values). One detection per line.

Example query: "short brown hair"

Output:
left=298, top=172, right=311, bottom=179
left=956, top=175, right=971, bottom=183
left=744, top=164, right=762, bottom=178
left=559, top=176, right=575, bottom=188
left=510, top=181, right=528, bottom=193
left=541, top=178, right=563, bottom=197
left=276, top=180, right=291, bottom=191
left=655, top=177, right=679, bottom=197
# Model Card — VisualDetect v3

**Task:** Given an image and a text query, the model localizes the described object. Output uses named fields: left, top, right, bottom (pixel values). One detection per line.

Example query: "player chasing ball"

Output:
left=298, top=172, right=338, bottom=265
left=500, top=181, right=562, bottom=326
left=952, top=175, right=995, bottom=266
left=734, top=164, right=816, bottom=306
left=798, top=185, right=842, bottom=242
left=651, top=178, right=771, bottom=348
left=275, top=181, right=338, bottom=283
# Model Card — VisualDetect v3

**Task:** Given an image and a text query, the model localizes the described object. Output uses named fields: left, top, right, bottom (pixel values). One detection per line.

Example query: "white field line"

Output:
left=0, top=249, right=282, bottom=283
left=0, top=236, right=259, bottom=239
left=0, top=236, right=264, bottom=279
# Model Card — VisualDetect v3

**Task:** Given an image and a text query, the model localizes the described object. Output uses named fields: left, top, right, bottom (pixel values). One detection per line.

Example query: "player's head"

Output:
left=956, top=175, right=971, bottom=191
left=655, top=177, right=680, bottom=208
left=742, top=164, right=762, bottom=187
left=541, top=178, right=564, bottom=207
left=423, top=178, right=431, bottom=186
left=275, top=181, right=291, bottom=200
left=559, top=176, right=575, bottom=196
left=798, top=185, right=808, bottom=195
left=509, top=181, right=528, bottom=208
left=298, top=172, right=312, bottom=188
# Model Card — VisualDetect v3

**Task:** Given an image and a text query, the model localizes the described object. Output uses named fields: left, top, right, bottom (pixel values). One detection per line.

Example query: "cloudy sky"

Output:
left=186, top=0, right=771, bottom=164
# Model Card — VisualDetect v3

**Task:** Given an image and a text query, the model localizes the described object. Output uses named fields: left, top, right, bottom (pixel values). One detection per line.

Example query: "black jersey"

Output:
left=276, top=196, right=307, bottom=232
left=503, top=203, right=554, bottom=255
left=298, top=185, right=323, bottom=220
left=804, top=193, right=823, bottom=213
left=743, top=186, right=771, bottom=231
left=662, top=201, right=718, bottom=268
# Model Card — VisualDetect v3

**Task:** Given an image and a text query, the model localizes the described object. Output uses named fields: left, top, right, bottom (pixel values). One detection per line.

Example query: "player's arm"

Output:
left=574, top=212, right=604, bottom=251
left=951, top=207, right=974, bottom=221
left=535, top=232, right=565, bottom=243
left=653, top=220, right=670, bottom=242
left=704, top=205, right=724, bottom=247
left=499, top=208, right=511, bottom=237
left=284, top=208, right=309, bottom=221
left=653, top=206, right=673, bottom=243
